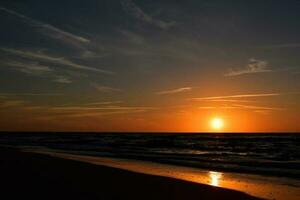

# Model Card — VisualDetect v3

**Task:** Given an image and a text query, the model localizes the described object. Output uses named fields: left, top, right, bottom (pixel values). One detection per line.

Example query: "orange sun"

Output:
left=210, top=117, right=224, bottom=131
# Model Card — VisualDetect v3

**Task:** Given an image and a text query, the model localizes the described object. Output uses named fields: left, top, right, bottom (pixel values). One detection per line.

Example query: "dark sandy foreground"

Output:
left=0, top=147, right=262, bottom=200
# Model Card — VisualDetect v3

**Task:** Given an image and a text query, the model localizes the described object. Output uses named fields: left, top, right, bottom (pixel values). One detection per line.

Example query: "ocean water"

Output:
left=0, top=132, right=299, bottom=179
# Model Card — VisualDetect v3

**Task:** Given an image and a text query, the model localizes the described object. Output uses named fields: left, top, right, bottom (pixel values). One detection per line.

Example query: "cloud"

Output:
left=0, top=59, right=74, bottom=84
left=0, top=48, right=113, bottom=74
left=254, top=110, right=271, bottom=115
left=93, top=85, right=121, bottom=93
left=51, top=105, right=154, bottom=111
left=198, top=106, right=241, bottom=110
left=0, top=100, right=25, bottom=108
left=120, top=30, right=145, bottom=45
left=0, top=94, right=153, bottom=119
left=197, top=104, right=285, bottom=111
left=81, top=101, right=123, bottom=106
left=191, top=93, right=281, bottom=100
left=157, top=87, right=192, bottom=95
left=0, top=6, right=90, bottom=46
left=259, top=43, right=300, bottom=49
left=52, top=76, right=72, bottom=84
left=55, top=110, right=146, bottom=118
left=0, top=7, right=109, bottom=59
left=61, top=101, right=123, bottom=107
left=225, top=58, right=272, bottom=76
left=198, top=106, right=217, bottom=109
left=231, top=104, right=285, bottom=111
left=121, top=0, right=176, bottom=30
left=46, top=104, right=155, bottom=118
left=208, top=99, right=255, bottom=103
left=0, top=93, right=62, bottom=96
left=0, top=60, right=53, bottom=75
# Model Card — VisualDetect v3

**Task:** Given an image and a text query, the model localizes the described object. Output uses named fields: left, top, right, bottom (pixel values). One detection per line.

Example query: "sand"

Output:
left=0, top=147, right=262, bottom=200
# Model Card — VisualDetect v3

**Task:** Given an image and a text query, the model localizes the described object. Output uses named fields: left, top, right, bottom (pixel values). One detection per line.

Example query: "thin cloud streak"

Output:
left=0, top=48, right=113, bottom=74
left=198, top=104, right=285, bottom=111
left=208, top=99, right=255, bottom=103
left=51, top=105, right=155, bottom=111
left=225, top=58, right=272, bottom=76
left=33, top=104, right=155, bottom=119
left=232, top=104, right=285, bottom=111
left=0, top=6, right=90, bottom=45
left=259, top=43, right=300, bottom=49
left=94, top=85, right=122, bottom=93
left=0, top=60, right=53, bottom=75
left=0, top=60, right=75, bottom=84
left=52, top=76, right=72, bottom=84
left=57, top=110, right=147, bottom=118
left=198, top=106, right=241, bottom=110
left=0, top=7, right=107, bottom=59
left=82, top=101, right=123, bottom=106
left=192, top=93, right=281, bottom=100
left=0, top=100, right=25, bottom=108
left=157, top=87, right=192, bottom=95
left=60, top=101, right=123, bottom=107
left=0, top=93, right=62, bottom=96
left=198, top=106, right=217, bottom=109
left=121, top=0, right=176, bottom=30
left=0, top=97, right=154, bottom=118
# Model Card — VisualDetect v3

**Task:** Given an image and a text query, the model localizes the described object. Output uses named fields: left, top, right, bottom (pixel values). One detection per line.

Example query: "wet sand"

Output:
left=0, top=147, right=262, bottom=200
left=37, top=151, right=300, bottom=200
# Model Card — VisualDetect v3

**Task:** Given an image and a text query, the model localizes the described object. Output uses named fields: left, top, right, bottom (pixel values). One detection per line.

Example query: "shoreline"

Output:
left=34, top=150, right=300, bottom=200
left=0, top=147, right=263, bottom=200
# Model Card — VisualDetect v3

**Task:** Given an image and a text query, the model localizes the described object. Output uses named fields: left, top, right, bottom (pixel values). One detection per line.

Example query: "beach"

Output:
left=0, top=147, right=262, bottom=200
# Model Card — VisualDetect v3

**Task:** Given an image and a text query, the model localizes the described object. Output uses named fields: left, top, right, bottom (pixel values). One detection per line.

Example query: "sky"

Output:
left=0, top=0, right=299, bottom=132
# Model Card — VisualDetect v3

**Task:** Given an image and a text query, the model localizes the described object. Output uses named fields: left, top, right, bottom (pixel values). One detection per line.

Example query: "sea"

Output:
left=0, top=132, right=299, bottom=180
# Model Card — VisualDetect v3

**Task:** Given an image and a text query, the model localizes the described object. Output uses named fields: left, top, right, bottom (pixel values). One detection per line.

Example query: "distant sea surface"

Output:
left=0, top=132, right=299, bottom=179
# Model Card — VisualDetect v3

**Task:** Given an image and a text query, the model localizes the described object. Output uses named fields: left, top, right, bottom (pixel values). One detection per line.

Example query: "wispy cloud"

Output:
left=0, top=100, right=25, bottom=108
left=0, top=93, right=62, bottom=96
left=61, top=101, right=123, bottom=107
left=198, top=106, right=217, bottom=109
left=56, top=110, right=147, bottom=118
left=0, top=7, right=110, bottom=59
left=0, top=59, right=74, bottom=84
left=45, top=104, right=155, bottom=118
left=94, top=85, right=121, bottom=93
left=259, top=43, right=300, bottom=49
left=0, top=95, right=154, bottom=118
left=52, top=76, right=72, bottom=84
left=0, top=48, right=113, bottom=74
left=225, top=58, right=272, bottom=76
left=51, top=105, right=154, bottom=111
left=0, top=6, right=90, bottom=47
left=232, top=104, right=285, bottom=111
left=192, top=93, right=281, bottom=100
left=198, top=104, right=285, bottom=111
left=82, top=101, right=123, bottom=106
left=157, top=87, right=192, bottom=95
left=121, top=0, right=176, bottom=30
left=254, top=110, right=271, bottom=115
left=120, top=30, right=145, bottom=45
left=0, top=60, right=53, bottom=75
left=208, top=99, right=255, bottom=103
left=198, top=106, right=241, bottom=110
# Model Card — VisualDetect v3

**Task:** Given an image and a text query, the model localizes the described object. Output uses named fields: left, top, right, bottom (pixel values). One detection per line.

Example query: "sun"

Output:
left=210, top=117, right=224, bottom=131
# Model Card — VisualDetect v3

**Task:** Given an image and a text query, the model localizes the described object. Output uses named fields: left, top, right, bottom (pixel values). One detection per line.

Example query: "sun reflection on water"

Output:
left=209, top=171, right=223, bottom=187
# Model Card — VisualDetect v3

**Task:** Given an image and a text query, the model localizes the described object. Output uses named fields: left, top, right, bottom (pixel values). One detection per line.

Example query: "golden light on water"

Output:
left=209, top=171, right=223, bottom=187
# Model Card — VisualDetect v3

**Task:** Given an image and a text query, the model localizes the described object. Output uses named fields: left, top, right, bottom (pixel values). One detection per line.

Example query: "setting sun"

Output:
left=210, top=118, right=224, bottom=131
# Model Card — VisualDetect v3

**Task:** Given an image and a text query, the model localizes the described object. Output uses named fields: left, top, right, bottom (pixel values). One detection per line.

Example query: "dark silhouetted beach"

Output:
left=0, top=147, right=263, bottom=200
